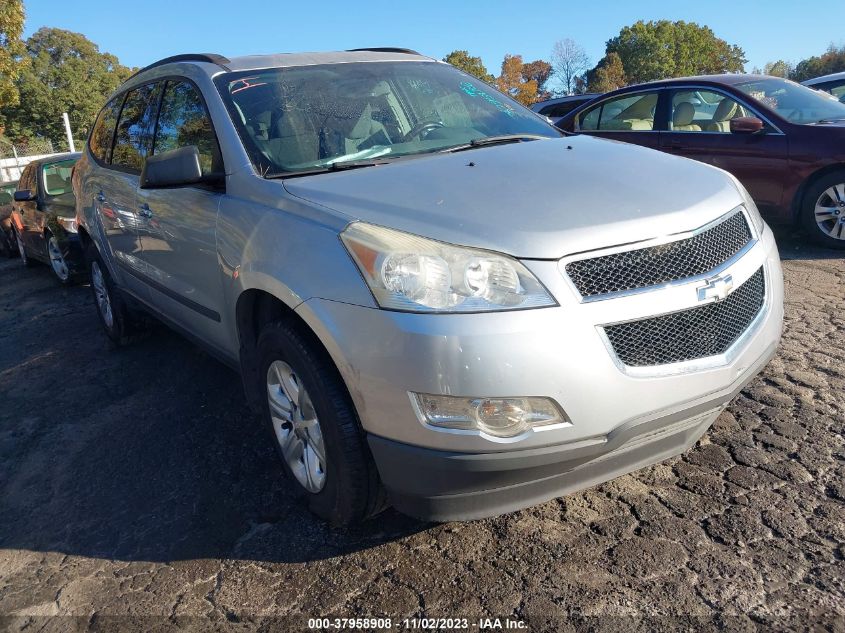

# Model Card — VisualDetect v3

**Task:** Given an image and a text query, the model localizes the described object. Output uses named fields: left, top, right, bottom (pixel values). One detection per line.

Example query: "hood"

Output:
left=283, top=136, right=744, bottom=259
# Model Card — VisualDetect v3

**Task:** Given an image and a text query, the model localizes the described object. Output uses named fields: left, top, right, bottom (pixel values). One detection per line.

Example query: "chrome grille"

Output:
left=603, top=267, right=765, bottom=367
left=566, top=210, right=752, bottom=298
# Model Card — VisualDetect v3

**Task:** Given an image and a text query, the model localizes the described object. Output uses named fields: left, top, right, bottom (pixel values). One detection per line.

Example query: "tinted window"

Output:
left=112, top=84, right=159, bottom=172
left=154, top=81, right=221, bottom=176
left=89, top=96, right=124, bottom=163
left=18, top=164, right=35, bottom=192
left=580, top=93, right=658, bottom=131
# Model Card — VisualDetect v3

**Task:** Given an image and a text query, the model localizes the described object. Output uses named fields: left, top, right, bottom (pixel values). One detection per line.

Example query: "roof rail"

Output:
left=347, top=47, right=422, bottom=55
left=128, top=53, right=231, bottom=80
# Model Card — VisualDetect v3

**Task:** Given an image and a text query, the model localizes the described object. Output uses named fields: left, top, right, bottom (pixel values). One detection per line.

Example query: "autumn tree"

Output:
left=0, top=0, right=27, bottom=110
left=521, top=60, right=553, bottom=100
left=586, top=52, right=626, bottom=93
left=443, top=50, right=494, bottom=83
left=0, top=28, right=133, bottom=148
left=496, top=54, right=538, bottom=105
left=793, top=44, right=845, bottom=81
left=604, top=20, right=746, bottom=84
left=551, top=38, right=589, bottom=95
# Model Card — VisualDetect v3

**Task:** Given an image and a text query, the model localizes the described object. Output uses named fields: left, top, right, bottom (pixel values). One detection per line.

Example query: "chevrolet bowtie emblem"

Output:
left=697, top=274, right=734, bottom=303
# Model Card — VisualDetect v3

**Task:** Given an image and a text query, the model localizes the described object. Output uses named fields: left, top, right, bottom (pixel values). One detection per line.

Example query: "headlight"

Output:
left=727, top=175, right=765, bottom=234
left=57, top=217, right=78, bottom=233
left=341, top=222, right=556, bottom=313
left=411, top=393, right=569, bottom=438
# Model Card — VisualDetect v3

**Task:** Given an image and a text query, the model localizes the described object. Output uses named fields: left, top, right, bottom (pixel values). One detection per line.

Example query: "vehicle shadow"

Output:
left=0, top=261, right=429, bottom=565
left=769, top=224, right=845, bottom=260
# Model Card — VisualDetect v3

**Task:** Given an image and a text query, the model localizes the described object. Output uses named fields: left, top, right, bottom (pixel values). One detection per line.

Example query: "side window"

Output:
left=112, top=84, right=160, bottom=173
left=89, top=96, right=124, bottom=163
left=579, top=93, right=658, bottom=131
left=153, top=81, right=222, bottom=177
left=580, top=104, right=600, bottom=130
left=18, top=165, right=34, bottom=192
left=671, top=90, right=747, bottom=133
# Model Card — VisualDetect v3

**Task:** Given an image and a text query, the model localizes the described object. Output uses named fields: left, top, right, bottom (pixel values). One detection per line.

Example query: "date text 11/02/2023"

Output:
left=307, top=617, right=528, bottom=630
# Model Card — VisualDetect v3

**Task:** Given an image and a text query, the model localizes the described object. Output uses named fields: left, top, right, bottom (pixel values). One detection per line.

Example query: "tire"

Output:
left=0, top=230, right=16, bottom=258
left=801, top=171, right=845, bottom=249
left=256, top=320, right=386, bottom=525
left=15, top=229, right=36, bottom=267
left=87, top=244, right=138, bottom=345
left=45, top=232, right=74, bottom=284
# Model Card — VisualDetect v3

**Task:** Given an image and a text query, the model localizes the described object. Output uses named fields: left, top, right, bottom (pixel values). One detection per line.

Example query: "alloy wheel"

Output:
left=47, top=236, right=70, bottom=281
left=266, top=360, right=327, bottom=493
left=91, top=261, right=114, bottom=329
left=814, top=183, right=845, bottom=240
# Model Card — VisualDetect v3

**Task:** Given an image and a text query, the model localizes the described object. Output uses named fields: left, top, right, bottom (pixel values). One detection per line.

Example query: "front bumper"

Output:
left=368, top=337, right=776, bottom=521
left=295, top=225, right=783, bottom=519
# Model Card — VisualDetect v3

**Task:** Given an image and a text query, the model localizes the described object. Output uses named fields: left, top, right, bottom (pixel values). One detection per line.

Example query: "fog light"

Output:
left=411, top=393, right=569, bottom=438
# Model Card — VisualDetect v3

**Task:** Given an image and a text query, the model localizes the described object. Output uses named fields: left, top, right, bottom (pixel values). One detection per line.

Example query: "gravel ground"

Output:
left=0, top=229, right=843, bottom=632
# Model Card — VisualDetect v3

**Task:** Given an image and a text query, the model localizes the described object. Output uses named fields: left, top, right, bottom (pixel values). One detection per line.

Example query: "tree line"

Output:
left=1, top=0, right=844, bottom=151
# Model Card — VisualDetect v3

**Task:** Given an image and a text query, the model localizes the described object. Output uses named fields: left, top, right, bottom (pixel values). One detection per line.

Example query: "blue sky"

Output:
left=22, top=0, right=844, bottom=87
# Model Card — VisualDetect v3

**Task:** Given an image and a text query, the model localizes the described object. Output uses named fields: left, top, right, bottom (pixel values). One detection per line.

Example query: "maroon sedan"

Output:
left=557, top=75, right=845, bottom=249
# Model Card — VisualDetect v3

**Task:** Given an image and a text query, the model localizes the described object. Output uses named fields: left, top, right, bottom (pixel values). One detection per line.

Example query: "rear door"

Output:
left=98, top=83, right=161, bottom=299
left=575, top=90, right=663, bottom=150
left=135, top=79, right=227, bottom=348
left=659, top=87, right=789, bottom=210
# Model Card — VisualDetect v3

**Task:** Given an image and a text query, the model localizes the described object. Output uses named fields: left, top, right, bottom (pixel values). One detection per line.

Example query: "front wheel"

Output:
left=46, top=234, right=72, bottom=284
left=257, top=320, right=385, bottom=525
left=801, top=171, right=845, bottom=249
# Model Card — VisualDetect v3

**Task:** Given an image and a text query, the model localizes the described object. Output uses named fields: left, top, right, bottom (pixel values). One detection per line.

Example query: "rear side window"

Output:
left=89, top=96, right=124, bottom=163
left=153, top=81, right=222, bottom=176
left=112, top=83, right=160, bottom=173
left=580, top=93, right=658, bottom=131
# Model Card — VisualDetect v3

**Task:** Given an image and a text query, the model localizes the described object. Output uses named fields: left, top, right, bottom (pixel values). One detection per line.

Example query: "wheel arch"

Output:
left=235, top=288, right=340, bottom=412
left=792, top=162, right=845, bottom=222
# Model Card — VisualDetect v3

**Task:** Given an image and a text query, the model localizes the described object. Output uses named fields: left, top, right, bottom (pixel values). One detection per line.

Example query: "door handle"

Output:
left=138, top=203, right=153, bottom=219
left=96, top=192, right=106, bottom=203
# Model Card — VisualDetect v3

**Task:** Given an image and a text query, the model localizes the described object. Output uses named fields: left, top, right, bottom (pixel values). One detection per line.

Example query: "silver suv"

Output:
left=74, top=49, right=784, bottom=524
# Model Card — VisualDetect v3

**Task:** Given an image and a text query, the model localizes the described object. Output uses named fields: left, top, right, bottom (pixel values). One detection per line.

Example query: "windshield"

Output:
left=42, top=159, right=76, bottom=196
left=735, top=77, right=845, bottom=124
left=215, top=61, right=558, bottom=176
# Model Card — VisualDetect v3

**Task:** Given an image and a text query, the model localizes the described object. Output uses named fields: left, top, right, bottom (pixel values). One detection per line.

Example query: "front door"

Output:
left=659, top=88, right=789, bottom=210
left=136, top=79, right=227, bottom=350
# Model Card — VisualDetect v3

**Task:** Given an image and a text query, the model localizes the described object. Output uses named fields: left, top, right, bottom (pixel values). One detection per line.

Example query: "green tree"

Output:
left=0, top=28, right=132, bottom=148
left=0, top=0, right=27, bottom=110
left=586, top=52, right=626, bottom=93
left=495, top=54, right=538, bottom=105
left=793, top=44, right=845, bottom=81
left=763, top=60, right=792, bottom=78
left=604, top=20, right=746, bottom=84
left=442, top=50, right=494, bottom=83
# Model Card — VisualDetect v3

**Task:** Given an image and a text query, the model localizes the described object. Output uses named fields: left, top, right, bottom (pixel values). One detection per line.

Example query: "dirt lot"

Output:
left=0, top=229, right=843, bottom=632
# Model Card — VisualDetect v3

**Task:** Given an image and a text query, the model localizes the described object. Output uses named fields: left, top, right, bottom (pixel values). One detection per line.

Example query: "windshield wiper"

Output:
left=443, top=134, right=551, bottom=153
left=811, top=118, right=845, bottom=124
left=265, top=160, right=390, bottom=179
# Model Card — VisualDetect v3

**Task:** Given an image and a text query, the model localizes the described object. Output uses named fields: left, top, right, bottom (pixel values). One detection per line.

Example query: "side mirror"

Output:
left=13, top=189, right=35, bottom=202
left=140, top=146, right=204, bottom=188
left=730, top=117, right=764, bottom=134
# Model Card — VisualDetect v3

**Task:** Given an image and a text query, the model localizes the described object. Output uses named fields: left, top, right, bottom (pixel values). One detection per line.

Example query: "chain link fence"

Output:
left=0, top=138, right=70, bottom=183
